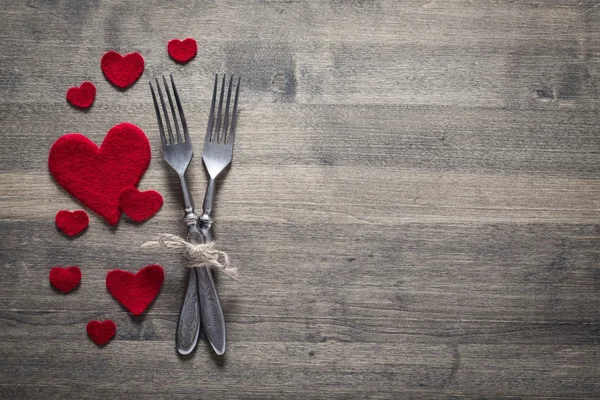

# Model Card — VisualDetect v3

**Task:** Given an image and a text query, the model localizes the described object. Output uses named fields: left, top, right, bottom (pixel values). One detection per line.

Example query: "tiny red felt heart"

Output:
left=66, top=81, right=96, bottom=108
left=168, top=38, right=197, bottom=63
left=49, top=266, right=81, bottom=293
left=101, top=51, right=144, bottom=89
left=119, top=187, right=163, bottom=223
left=55, top=210, right=89, bottom=236
left=106, top=265, right=164, bottom=316
left=48, top=123, right=151, bottom=225
left=87, top=320, right=116, bottom=346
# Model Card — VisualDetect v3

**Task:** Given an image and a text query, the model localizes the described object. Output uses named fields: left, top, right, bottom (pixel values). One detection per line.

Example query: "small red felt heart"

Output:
left=106, top=265, right=164, bottom=316
left=48, top=123, right=151, bottom=225
left=49, top=266, right=81, bottom=293
left=55, top=210, right=89, bottom=236
left=168, top=38, right=197, bottom=63
left=66, top=81, right=96, bottom=109
left=101, top=51, right=144, bottom=89
left=119, top=187, right=163, bottom=223
left=87, top=320, right=116, bottom=346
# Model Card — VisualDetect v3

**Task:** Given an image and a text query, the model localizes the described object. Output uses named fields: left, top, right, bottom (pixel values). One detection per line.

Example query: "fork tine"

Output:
left=155, top=78, right=174, bottom=144
left=206, top=74, right=218, bottom=144
left=150, top=81, right=168, bottom=149
left=163, top=76, right=182, bottom=144
left=227, top=76, right=241, bottom=146
left=222, top=75, right=233, bottom=144
left=170, top=74, right=189, bottom=143
left=214, top=75, right=226, bottom=143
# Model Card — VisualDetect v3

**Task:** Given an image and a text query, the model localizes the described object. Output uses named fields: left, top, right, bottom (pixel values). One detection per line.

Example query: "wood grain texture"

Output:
left=1, top=0, right=599, bottom=398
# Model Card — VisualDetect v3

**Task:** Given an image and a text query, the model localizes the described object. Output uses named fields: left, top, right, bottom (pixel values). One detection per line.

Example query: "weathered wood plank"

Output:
left=1, top=0, right=599, bottom=398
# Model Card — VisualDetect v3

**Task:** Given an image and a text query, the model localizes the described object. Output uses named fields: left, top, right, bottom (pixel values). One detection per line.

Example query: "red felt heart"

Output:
left=55, top=210, right=89, bottom=236
left=119, top=187, right=163, bottom=223
left=106, top=265, right=164, bottom=316
left=49, top=266, right=81, bottom=293
left=66, top=81, right=96, bottom=109
left=168, top=38, right=197, bottom=63
left=87, top=320, right=116, bottom=346
left=48, top=122, right=151, bottom=225
left=101, top=51, right=144, bottom=89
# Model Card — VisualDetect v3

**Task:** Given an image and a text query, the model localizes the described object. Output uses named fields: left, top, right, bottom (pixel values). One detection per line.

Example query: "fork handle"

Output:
left=196, top=221, right=227, bottom=355
left=175, top=222, right=203, bottom=355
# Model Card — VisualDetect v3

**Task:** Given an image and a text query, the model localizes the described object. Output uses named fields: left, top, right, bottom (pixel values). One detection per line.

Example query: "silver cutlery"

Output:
left=149, top=74, right=240, bottom=355
left=196, top=74, right=240, bottom=355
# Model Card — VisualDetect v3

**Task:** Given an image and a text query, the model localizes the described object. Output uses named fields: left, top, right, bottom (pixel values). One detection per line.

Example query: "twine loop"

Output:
left=142, top=234, right=239, bottom=279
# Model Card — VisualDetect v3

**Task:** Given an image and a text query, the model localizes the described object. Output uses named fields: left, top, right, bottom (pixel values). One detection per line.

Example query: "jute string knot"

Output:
left=142, top=234, right=239, bottom=280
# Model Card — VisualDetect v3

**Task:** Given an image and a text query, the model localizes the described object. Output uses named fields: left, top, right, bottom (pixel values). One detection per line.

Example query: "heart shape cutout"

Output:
left=66, top=81, right=96, bottom=108
left=87, top=320, right=116, bottom=346
left=49, top=266, right=81, bottom=293
left=48, top=122, right=151, bottom=225
left=101, top=51, right=144, bottom=89
left=168, top=38, right=197, bottom=63
left=106, top=265, right=164, bottom=316
left=55, top=210, right=89, bottom=236
left=119, top=187, right=163, bottom=223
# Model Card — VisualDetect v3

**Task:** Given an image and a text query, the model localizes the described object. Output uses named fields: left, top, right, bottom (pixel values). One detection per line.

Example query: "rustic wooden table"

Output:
left=1, top=0, right=599, bottom=398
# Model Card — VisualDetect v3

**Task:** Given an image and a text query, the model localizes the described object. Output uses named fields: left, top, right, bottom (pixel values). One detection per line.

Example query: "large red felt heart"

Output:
left=87, top=320, right=116, bottom=346
left=48, top=123, right=151, bottom=225
left=66, top=81, right=96, bottom=108
left=168, top=38, right=197, bottom=63
left=106, top=265, right=164, bottom=316
left=55, top=210, right=89, bottom=236
left=101, top=51, right=144, bottom=89
left=49, top=266, right=81, bottom=293
left=119, top=187, right=163, bottom=223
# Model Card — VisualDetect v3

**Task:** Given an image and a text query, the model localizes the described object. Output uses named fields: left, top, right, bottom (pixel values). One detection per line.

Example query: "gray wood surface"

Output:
left=1, top=0, right=599, bottom=398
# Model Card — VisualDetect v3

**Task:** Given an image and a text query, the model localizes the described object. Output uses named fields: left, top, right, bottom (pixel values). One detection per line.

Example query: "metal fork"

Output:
left=196, top=74, right=240, bottom=353
left=149, top=75, right=226, bottom=356
left=199, top=74, right=241, bottom=233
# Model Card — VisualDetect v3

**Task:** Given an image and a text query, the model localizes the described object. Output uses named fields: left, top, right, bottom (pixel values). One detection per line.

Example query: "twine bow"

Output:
left=142, top=234, right=239, bottom=279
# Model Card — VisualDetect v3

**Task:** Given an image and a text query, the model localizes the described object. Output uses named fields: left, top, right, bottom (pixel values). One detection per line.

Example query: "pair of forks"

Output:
left=150, top=74, right=240, bottom=356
